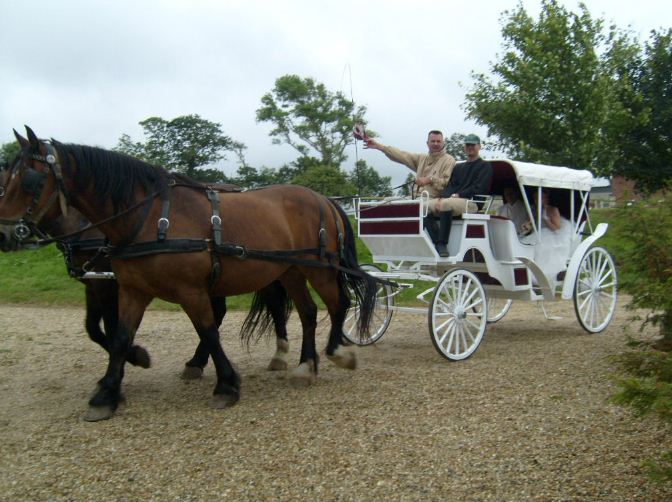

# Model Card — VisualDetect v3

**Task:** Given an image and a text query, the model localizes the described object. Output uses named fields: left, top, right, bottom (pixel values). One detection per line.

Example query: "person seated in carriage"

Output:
left=496, top=183, right=529, bottom=235
left=430, top=134, right=493, bottom=256
left=362, top=129, right=455, bottom=212
left=521, top=188, right=573, bottom=287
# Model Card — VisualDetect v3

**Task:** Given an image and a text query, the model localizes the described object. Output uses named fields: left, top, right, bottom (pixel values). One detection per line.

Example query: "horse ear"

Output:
left=13, top=129, right=28, bottom=147
left=25, top=126, right=39, bottom=148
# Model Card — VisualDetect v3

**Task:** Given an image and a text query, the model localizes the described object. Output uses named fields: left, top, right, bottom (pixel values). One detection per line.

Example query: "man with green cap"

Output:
left=432, top=134, right=492, bottom=257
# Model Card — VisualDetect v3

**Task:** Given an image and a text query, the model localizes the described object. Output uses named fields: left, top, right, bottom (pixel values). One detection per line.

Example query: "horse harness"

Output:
left=103, top=183, right=348, bottom=290
left=5, top=147, right=351, bottom=288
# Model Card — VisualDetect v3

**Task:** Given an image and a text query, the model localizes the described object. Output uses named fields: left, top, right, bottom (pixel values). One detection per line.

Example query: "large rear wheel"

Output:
left=343, top=264, right=395, bottom=345
left=573, top=246, right=617, bottom=333
left=429, top=269, right=487, bottom=360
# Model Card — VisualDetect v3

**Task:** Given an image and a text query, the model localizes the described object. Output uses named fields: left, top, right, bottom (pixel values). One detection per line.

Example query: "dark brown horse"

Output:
left=0, top=127, right=377, bottom=421
left=0, top=203, right=293, bottom=378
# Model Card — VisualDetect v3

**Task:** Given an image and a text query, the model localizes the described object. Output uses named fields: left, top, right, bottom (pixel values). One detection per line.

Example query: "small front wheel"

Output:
left=573, top=246, right=617, bottom=333
left=429, top=269, right=487, bottom=360
left=487, top=297, right=512, bottom=323
left=343, top=264, right=395, bottom=345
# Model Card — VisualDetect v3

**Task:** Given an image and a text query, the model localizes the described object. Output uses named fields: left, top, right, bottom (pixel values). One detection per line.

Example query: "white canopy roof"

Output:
left=492, top=159, right=595, bottom=191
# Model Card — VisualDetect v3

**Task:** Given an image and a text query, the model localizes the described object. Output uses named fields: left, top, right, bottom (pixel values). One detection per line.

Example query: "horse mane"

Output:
left=51, top=140, right=170, bottom=211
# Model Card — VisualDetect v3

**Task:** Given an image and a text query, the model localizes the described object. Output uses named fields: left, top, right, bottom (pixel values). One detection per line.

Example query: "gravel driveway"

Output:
left=1, top=298, right=671, bottom=500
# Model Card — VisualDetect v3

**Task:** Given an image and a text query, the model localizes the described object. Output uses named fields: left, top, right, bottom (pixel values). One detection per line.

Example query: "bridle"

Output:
left=0, top=141, right=70, bottom=241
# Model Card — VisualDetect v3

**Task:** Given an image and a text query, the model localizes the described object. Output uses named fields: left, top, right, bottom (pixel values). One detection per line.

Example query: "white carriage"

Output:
left=344, top=159, right=618, bottom=361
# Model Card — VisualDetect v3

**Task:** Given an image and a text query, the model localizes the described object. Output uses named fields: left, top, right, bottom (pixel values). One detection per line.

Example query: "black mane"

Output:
left=52, top=140, right=169, bottom=211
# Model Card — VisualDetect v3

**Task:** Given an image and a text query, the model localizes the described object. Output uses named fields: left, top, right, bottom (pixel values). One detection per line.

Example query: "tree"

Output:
left=444, top=133, right=467, bottom=159
left=0, top=140, right=20, bottom=166
left=116, top=114, right=238, bottom=182
left=347, top=160, right=392, bottom=197
left=398, top=172, right=416, bottom=197
left=291, top=165, right=356, bottom=197
left=610, top=30, right=672, bottom=193
left=256, top=74, right=367, bottom=168
left=464, top=0, right=626, bottom=175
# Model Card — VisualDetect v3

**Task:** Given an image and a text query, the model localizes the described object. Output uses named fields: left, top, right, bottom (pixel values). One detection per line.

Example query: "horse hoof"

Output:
left=289, top=362, right=316, bottom=388
left=83, top=405, right=114, bottom=422
left=267, top=357, right=288, bottom=371
left=181, top=365, right=204, bottom=380
left=327, top=346, right=357, bottom=370
left=129, top=346, right=151, bottom=369
left=210, top=393, right=239, bottom=409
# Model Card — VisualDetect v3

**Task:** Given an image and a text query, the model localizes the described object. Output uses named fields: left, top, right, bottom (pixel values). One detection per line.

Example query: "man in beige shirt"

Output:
left=363, top=130, right=456, bottom=215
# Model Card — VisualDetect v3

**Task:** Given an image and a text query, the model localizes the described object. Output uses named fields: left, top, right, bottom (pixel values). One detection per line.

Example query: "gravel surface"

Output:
left=1, top=297, right=672, bottom=501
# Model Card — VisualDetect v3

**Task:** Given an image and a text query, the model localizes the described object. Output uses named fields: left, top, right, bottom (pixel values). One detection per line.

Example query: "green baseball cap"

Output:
left=464, top=134, right=481, bottom=144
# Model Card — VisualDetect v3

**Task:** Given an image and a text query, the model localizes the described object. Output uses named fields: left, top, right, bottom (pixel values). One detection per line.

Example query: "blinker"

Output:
left=21, top=167, right=47, bottom=195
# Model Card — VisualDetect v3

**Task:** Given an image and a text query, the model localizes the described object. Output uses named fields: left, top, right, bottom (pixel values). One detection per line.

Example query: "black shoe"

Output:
left=435, top=243, right=449, bottom=257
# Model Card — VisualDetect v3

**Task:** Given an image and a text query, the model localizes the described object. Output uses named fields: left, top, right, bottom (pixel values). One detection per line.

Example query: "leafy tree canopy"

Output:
left=291, top=165, right=357, bottom=197
left=256, top=74, right=367, bottom=168
left=116, top=114, right=239, bottom=183
left=609, top=29, right=672, bottom=193
left=464, top=0, right=632, bottom=176
left=0, top=140, right=20, bottom=166
left=348, top=160, right=392, bottom=197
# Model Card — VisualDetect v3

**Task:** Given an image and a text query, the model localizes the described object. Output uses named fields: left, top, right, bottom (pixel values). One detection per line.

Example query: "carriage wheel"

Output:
left=487, top=297, right=513, bottom=323
left=573, top=246, right=618, bottom=333
left=343, top=264, right=395, bottom=346
left=429, top=269, right=487, bottom=360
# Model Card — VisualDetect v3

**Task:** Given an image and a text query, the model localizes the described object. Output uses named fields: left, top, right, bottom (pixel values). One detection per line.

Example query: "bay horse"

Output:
left=0, top=127, right=377, bottom=421
left=0, top=201, right=294, bottom=378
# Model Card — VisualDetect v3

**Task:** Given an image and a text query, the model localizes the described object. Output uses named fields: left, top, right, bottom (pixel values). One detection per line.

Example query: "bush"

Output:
left=610, top=192, right=672, bottom=341
left=609, top=190, right=672, bottom=481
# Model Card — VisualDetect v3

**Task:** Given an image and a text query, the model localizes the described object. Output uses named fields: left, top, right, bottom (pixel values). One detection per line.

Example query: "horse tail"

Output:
left=240, top=281, right=293, bottom=347
left=329, top=198, right=378, bottom=337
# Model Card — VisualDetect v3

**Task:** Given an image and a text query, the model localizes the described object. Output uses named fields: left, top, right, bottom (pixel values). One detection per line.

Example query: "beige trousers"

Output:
left=428, top=197, right=478, bottom=216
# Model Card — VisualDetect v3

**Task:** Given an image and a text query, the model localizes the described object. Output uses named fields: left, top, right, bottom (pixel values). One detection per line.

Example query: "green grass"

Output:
left=0, top=211, right=622, bottom=309
left=0, top=244, right=85, bottom=305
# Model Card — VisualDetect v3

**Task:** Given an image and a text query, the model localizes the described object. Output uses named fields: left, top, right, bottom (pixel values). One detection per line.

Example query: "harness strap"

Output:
left=206, top=189, right=222, bottom=290
left=157, top=187, right=171, bottom=241
left=107, top=239, right=208, bottom=259
left=207, top=189, right=222, bottom=246
left=215, top=242, right=396, bottom=285
left=326, top=198, right=345, bottom=258
left=316, top=195, right=327, bottom=260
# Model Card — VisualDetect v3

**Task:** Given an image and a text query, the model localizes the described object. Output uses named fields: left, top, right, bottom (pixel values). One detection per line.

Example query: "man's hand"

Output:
left=416, top=176, right=432, bottom=186
left=363, top=138, right=382, bottom=150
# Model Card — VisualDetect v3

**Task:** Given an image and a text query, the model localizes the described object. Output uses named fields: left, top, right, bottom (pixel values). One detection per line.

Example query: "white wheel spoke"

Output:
left=464, top=317, right=483, bottom=331
left=597, top=270, right=614, bottom=287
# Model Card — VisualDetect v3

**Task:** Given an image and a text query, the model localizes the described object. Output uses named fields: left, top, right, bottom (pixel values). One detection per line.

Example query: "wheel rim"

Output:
left=429, top=269, right=487, bottom=360
left=574, top=247, right=617, bottom=333
left=487, top=297, right=512, bottom=323
left=343, top=265, right=394, bottom=345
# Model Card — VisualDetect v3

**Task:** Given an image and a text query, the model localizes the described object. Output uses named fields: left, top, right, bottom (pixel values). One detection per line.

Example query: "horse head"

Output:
left=0, top=127, right=70, bottom=242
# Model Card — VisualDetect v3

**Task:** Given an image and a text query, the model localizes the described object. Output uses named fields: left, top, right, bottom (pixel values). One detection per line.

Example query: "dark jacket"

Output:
left=441, top=158, right=492, bottom=199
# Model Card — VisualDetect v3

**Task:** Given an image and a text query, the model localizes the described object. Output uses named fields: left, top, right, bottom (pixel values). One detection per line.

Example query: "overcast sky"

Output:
left=2, top=0, right=669, bottom=186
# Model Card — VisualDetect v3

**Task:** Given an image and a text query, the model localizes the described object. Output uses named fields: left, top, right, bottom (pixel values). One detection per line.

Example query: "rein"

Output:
left=32, top=189, right=162, bottom=247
